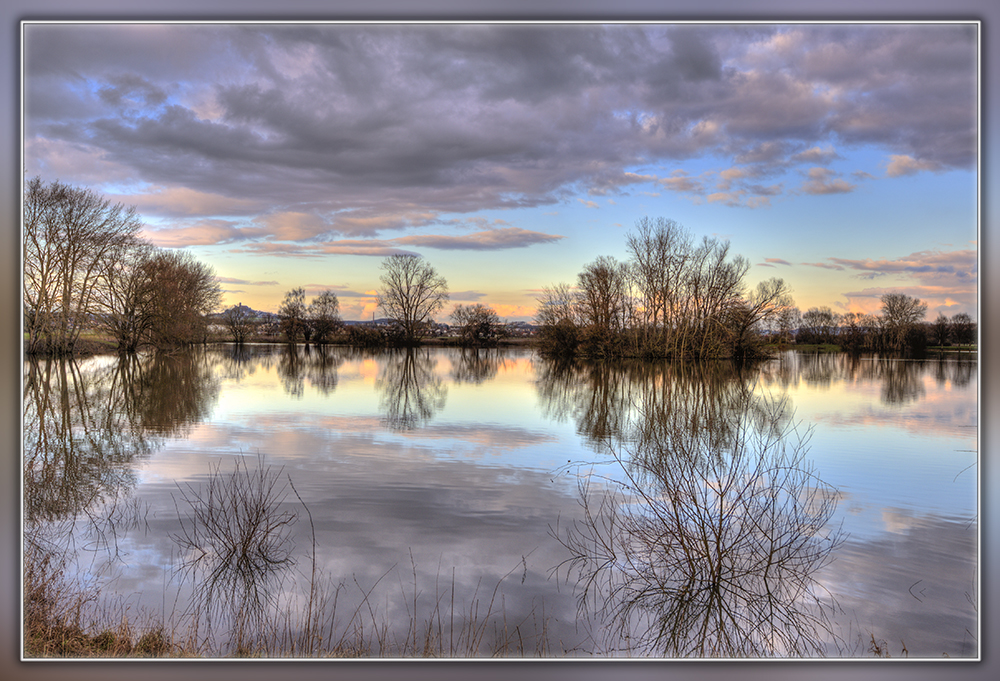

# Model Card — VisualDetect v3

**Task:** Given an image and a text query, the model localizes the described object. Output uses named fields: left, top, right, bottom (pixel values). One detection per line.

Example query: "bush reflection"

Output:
left=541, top=358, right=846, bottom=657
left=23, top=351, right=219, bottom=524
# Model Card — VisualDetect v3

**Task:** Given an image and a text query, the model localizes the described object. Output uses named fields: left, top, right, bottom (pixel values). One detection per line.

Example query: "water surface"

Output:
left=23, top=345, right=978, bottom=658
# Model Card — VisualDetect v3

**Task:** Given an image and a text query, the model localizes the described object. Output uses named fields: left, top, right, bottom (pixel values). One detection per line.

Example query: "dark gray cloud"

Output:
left=394, top=227, right=564, bottom=250
left=23, top=23, right=978, bottom=242
left=216, top=276, right=279, bottom=286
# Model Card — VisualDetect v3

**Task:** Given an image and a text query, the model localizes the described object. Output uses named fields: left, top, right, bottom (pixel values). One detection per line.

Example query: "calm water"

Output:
left=22, top=345, right=978, bottom=658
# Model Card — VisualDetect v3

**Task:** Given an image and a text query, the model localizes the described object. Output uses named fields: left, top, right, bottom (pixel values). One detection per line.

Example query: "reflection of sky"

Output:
left=815, top=514, right=977, bottom=658
left=750, top=354, right=979, bottom=657
left=757, top=357, right=978, bottom=536
left=101, top=423, right=593, bottom=654
left=54, top=348, right=977, bottom=658
left=108, top=349, right=595, bottom=654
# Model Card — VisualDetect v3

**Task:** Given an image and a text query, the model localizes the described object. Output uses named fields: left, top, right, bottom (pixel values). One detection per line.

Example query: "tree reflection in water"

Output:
left=543, top=359, right=846, bottom=657
left=756, top=352, right=975, bottom=407
left=23, top=351, right=220, bottom=525
left=450, top=348, right=505, bottom=385
left=274, top=344, right=346, bottom=398
left=375, top=348, right=447, bottom=430
left=23, top=350, right=224, bottom=652
left=277, top=344, right=306, bottom=398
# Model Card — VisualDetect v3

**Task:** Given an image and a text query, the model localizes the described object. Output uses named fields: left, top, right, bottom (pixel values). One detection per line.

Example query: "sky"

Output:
left=22, top=22, right=979, bottom=322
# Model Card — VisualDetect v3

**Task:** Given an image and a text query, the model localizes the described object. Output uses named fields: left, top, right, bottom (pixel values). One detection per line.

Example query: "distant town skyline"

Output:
left=22, top=21, right=979, bottom=322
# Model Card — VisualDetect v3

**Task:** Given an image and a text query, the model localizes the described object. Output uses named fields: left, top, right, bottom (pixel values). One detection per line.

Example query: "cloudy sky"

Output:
left=22, top=22, right=978, bottom=321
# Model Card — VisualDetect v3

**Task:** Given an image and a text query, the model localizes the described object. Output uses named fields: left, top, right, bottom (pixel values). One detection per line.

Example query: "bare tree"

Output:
left=451, top=303, right=505, bottom=346
left=534, top=283, right=578, bottom=328
left=307, top=290, right=343, bottom=343
left=684, top=238, right=749, bottom=357
left=950, top=312, right=976, bottom=346
left=930, top=313, right=951, bottom=347
left=91, top=238, right=158, bottom=352
left=839, top=311, right=875, bottom=353
left=626, top=216, right=690, bottom=331
left=23, top=177, right=142, bottom=354
left=144, top=250, right=222, bottom=348
left=534, top=283, right=581, bottom=355
left=622, top=218, right=753, bottom=359
left=724, top=277, right=794, bottom=359
left=223, top=304, right=257, bottom=344
left=799, top=307, right=840, bottom=345
left=879, top=293, right=927, bottom=352
left=775, top=305, right=802, bottom=343
left=576, top=255, right=631, bottom=334
left=376, top=254, right=449, bottom=343
left=278, top=288, right=308, bottom=343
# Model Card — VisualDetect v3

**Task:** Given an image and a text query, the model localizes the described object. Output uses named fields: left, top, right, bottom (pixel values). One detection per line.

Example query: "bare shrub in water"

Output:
left=171, top=455, right=298, bottom=654
left=555, top=392, right=846, bottom=657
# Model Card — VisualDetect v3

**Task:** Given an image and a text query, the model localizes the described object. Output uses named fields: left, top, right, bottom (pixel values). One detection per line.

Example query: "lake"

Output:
left=22, top=345, right=978, bottom=658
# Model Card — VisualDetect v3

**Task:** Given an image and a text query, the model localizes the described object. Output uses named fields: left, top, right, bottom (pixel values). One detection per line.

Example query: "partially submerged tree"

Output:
left=839, top=312, right=876, bottom=354
left=91, top=238, right=157, bottom=352
left=451, top=303, right=505, bottom=346
left=538, top=218, right=763, bottom=359
left=376, top=254, right=449, bottom=343
left=575, top=255, right=632, bottom=355
left=223, top=304, right=257, bottom=344
left=534, top=283, right=581, bottom=356
left=799, top=307, right=840, bottom=345
left=143, top=250, right=223, bottom=348
left=930, top=313, right=951, bottom=347
left=879, top=293, right=927, bottom=353
left=278, top=288, right=308, bottom=343
left=950, top=312, right=976, bottom=346
left=24, top=177, right=225, bottom=354
left=308, top=290, right=343, bottom=343
left=775, top=305, right=802, bottom=344
left=626, top=216, right=690, bottom=332
left=576, top=255, right=631, bottom=334
left=723, top=277, right=794, bottom=360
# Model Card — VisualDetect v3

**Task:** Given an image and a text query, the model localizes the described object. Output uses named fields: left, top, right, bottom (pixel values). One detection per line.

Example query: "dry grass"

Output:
left=24, top=535, right=178, bottom=658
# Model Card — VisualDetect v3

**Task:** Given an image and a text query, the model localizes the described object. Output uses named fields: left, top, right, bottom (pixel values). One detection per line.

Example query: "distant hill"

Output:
left=207, top=304, right=278, bottom=322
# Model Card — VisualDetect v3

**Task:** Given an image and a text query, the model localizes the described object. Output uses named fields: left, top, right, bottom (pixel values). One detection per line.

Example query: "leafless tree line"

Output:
left=793, top=298, right=975, bottom=354
left=24, top=178, right=222, bottom=355
left=536, top=216, right=970, bottom=359
left=536, top=217, right=794, bottom=360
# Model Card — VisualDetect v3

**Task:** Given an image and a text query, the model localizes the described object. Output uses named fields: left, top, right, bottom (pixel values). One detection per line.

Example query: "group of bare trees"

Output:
left=269, top=254, right=479, bottom=347
left=535, top=216, right=974, bottom=360
left=789, top=294, right=973, bottom=355
left=270, top=287, right=346, bottom=344
left=537, top=217, right=794, bottom=360
left=24, top=178, right=222, bottom=355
